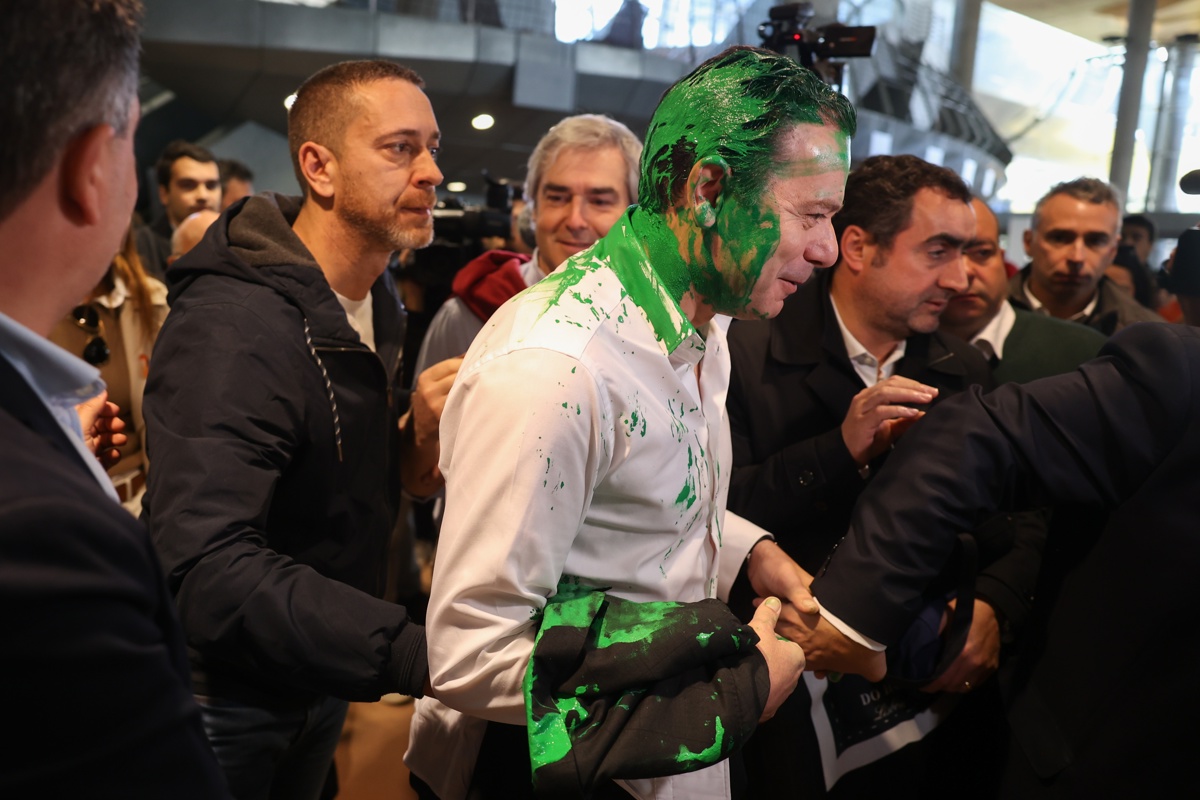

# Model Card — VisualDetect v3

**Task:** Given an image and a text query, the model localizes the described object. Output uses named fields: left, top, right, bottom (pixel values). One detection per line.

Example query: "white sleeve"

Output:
left=426, top=347, right=611, bottom=724
left=715, top=511, right=772, bottom=602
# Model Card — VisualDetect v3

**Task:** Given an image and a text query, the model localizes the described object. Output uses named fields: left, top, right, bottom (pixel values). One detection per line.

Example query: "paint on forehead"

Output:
left=770, top=128, right=851, bottom=180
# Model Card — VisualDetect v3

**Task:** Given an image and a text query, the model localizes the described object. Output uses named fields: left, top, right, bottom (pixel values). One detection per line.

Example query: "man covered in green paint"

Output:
left=404, top=46, right=883, bottom=799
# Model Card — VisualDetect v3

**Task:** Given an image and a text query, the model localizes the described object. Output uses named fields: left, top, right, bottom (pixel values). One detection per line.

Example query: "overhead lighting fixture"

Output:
left=471, top=113, right=495, bottom=131
left=446, top=181, right=468, bottom=193
left=283, top=93, right=297, bottom=111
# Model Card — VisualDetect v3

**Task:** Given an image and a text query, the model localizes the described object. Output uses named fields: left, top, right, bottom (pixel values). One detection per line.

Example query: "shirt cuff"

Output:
left=814, top=599, right=887, bottom=652
left=717, top=511, right=772, bottom=602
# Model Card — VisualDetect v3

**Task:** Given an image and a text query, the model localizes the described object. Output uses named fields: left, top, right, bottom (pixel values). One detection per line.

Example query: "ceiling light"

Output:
left=446, top=181, right=467, bottom=193
left=471, top=113, right=495, bottom=131
left=283, top=93, right=297, bottom=111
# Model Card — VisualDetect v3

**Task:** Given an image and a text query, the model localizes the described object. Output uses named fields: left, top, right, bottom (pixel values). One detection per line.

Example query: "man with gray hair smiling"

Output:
left=414, top=113, right=643, bottom=374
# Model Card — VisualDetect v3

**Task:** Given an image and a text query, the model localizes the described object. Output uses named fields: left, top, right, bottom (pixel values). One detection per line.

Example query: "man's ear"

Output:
left=1022, top=227, right=1034, bottom=256
left=839, top=225, right=872, bottom=275
left=60, top=124, right=115, bottom=227
left=685, top=155, right=731, bottom=229
left=297, top=142, right=337, bottom=201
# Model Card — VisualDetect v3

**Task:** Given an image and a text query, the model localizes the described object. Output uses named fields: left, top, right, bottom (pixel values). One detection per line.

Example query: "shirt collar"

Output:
left=0, top=310, right=105, bottom=405
left=92, top=274, right=129, bottom=311
left=0, top=311, right=119, bottom=502
left=970, top=300, right=1017, bottom=362
left=829, top=294, right=906, bottom=383
left=520, top=253, right=545, bottom=288
left=1022, top=275, right=1098, bottom=322
left=586, top=210, right=698, bottom=356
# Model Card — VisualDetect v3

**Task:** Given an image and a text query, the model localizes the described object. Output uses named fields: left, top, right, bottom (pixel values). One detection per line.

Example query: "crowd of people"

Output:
left=4, top=2, right=1200, bottom=799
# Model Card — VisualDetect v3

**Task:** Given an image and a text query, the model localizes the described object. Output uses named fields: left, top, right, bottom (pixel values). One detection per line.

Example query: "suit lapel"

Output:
left=899, top=333, right=969, bottom=385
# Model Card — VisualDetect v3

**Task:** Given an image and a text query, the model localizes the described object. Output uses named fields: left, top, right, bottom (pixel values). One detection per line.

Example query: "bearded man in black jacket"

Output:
left=142, top=59, right=459, bottom=799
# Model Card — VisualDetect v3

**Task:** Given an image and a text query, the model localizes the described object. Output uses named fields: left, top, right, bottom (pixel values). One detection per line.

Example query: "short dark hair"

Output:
left=639, top=46, right=856, bottom=213
left=0, top=0, right=142, bottom=223
left=833, top=154, right=972, bottom=255
left=287, top=59, right=425, bottom=194
left=1122, top=213, right=1156, bottom=241
left=155, top=140, right=218, bottom=189
left=218, top=158, right=255, bottom=186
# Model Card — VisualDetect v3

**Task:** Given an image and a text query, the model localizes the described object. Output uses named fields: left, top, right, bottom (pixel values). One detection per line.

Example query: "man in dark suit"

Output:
left=0, top=1, right=229, bottom=796
left=727, top=155, right=1026, bottom=797
left=811, top=320, right=1188, bottom=797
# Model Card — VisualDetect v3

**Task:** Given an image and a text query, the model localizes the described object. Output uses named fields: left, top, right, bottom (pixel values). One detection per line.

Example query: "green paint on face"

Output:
left=697, top=631, right=712, bottom=647
left=675, top=716, right=727, bottom=765
left=631, top=48, right=856, bottom=320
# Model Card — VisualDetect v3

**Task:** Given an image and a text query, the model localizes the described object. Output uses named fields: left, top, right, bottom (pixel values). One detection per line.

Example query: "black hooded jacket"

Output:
left=143, top=194, right=426, bottom=707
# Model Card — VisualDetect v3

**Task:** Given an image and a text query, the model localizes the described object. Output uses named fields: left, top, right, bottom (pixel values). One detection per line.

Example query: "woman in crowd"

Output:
left=51, top=222, right=168, bottom=514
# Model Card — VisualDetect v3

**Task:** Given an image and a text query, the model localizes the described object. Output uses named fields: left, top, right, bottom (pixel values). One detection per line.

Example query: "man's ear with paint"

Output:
left=687, top=155, right=731, bottom=230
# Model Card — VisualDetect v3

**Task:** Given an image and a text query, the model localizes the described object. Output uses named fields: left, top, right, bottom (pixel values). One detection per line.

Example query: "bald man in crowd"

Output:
left=167, top=208, right=220, bottom=267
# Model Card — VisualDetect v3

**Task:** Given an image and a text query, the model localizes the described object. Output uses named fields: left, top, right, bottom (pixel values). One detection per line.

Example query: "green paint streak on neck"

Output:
left=591, top=209, right=696, bottom=351
left=675, top=716, right=727, bottom=765
left=520, top=209, right=696, bottom=351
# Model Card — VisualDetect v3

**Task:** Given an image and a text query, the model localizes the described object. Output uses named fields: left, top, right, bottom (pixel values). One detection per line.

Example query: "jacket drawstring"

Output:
left=302, top=318, right=344, bottom=462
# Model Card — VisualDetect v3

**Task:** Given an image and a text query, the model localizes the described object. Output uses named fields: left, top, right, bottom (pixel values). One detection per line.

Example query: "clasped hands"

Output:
left=745, top=539, right=887, bottom=722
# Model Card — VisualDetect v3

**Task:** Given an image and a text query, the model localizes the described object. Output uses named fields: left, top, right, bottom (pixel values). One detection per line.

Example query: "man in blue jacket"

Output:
left=143, top=59, right=458, bottom=798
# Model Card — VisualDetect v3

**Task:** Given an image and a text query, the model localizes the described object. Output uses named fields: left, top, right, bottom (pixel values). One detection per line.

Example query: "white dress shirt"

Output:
left=405, top=216, right=766, bottom=800
left=967, top=299, right=1016, bottom=362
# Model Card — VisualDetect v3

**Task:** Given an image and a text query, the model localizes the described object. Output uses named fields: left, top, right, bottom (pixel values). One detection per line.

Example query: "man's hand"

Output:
left=746, top=540, right=886, bottom=682
left=746, top=538, right=818, bottom=615
left=399, top=356, right=463, bottom=497
left=920, top=598, right=1000, bottom=694
left=409, top=356, right=463, bottom=451
left=77, top=392, right=126, bottom=469
left=841, top=376, right=936, bottom=466
left=748, top=596, right=805, bottom=722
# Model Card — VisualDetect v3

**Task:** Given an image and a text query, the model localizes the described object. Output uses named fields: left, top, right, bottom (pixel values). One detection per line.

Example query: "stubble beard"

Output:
left=339, top=193, right=434, bottom=253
